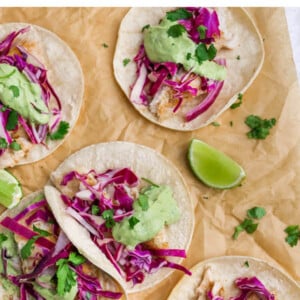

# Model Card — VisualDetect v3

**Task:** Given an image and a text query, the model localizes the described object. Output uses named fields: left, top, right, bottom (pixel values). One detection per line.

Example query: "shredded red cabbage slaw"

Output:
left=0, top=27, right=63, bottom=156
left=130, top=7, right=225, bottom=123
left=0, top=197, right=122, bottom=299
left=60, top=167, right=191, bottom=286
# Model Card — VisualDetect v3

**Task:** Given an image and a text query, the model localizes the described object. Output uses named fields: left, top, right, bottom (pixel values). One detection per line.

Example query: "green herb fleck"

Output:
left=284, top=225, right=300, bottom=247
left=129, top=216, right=140, bottom=229
left=68, top=252, right=85, bottom=265
left=0, top=233, right=7, bottom=247
left=198, top=25, right=207, bottom=40
left=247, top=207, right=266, bottom=220
left=56, top=258, right=77, bottom=296
left=91, top=205, right=100, bottom=215
left=9, top=85, right=20, bottom=98
left=9, top=141, right=21, bottom=151
left=123, top=58, right=131, bottom=67
left=6, top=110, right=18, bottom=131
left=138, top=194, right=149, bottom=211
left=195, top=43, right=217, bottom=63
left=230, top=93, right=243, bottom=109
left=211, top=121, right=220, bottom=127
left=233, top=218, right=258, bottom=240
left=167, top=24, right=186, bottom=38
left=102, top=209, right=115, bottom=228
left=21, top=236, right=39, bottom=259
left=230, top=121, right=233, bottom=127
left=186, top=52, right=192, bottom=60
left=142, top=24, right=150, bottom=32
left=244, top=260, right=249, bottom=267
left=0, top=138, right=8, bottom=149
left=102, top=43, right=108, bottom=48
left=33, top=225, right=51, bottom=237
left=141, top=177, right=159, bottom=187
left=245, top=115, right=276, bottom=139
left=236, top=55, right=241, bottom=60
left=48, top=121, right=70, bottom=140
left=166, top=8, right=192, bottom=21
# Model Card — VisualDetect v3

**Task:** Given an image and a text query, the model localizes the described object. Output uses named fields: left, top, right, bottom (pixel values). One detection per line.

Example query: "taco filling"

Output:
left=130, top=7, right=230, bottom=122
left=0, top=27, right=69, bottom=159
left=0, top=193, right=123, bottom=299
left=57, top=167, right=191, bottom=286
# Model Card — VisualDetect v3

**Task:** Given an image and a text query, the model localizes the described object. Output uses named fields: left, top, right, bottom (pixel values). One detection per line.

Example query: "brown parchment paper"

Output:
left=1, top=7, right=300, bottom=299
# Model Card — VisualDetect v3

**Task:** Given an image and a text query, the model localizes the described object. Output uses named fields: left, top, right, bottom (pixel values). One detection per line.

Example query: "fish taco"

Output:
left=0, top=190, right=126, bottom=299
left=113, top=7, right=264, bottom=131
left=0, top=23, right=84, bottom=168
left=167, top=256, right=300, bottom=299
left=45, top=141, right=194, bottom=293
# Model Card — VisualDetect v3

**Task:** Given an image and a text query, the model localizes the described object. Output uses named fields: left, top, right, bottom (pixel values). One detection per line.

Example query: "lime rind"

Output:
left=188, top=139, right=246, bottom=189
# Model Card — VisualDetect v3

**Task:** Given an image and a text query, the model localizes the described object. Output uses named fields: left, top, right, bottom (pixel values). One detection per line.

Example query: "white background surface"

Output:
left=285, top=8, right=300, bottom=82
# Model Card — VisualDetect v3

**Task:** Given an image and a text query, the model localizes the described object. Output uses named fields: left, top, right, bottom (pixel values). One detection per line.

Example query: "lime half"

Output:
left=188, top=139, right=246, bottom=189
left=0, top=169, right=22, bottom=208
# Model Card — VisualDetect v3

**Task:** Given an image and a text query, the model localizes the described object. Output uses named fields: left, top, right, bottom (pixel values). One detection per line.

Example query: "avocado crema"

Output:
left=112, top=185, right=180, bottom=249
left=143, top=18, right=226, bottom=81
left=0, top=63, right=50, bottom=124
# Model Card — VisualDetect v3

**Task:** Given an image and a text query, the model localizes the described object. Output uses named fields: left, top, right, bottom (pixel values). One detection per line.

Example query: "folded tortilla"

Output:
left=0, top=190, right=127, bottom=299
left=0, top=23, right=84, bottom=168
left=167, top=256, right=300, bottom=299
left=46, top=141, right=195, bottom=293
left=113, top=7, right=264, bottom=131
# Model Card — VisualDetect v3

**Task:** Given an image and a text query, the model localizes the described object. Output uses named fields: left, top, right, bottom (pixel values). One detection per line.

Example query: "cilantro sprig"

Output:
left=167, top=24, right=186, bottom=38
left=284, top=225, right=300, bottom=247
left=129, top=216, right=140, bottom=229
left=195, top=43, right=217, bottom=63
left=56, top=252, right=85, bottom=296
left=6, top=110, right=18, bottom=130
left=166, top=8, right=192, bottom=21
left=0, top=138, right=8, bottom=149
left=48, top=121, right=70, bottom=140
left=233, top=206, right=266, bottom=240
left=230, top=93, right=243, bottom=109
left=102, top=209, right=115, bottom=228
left=245, top=115, right=276, bottom=140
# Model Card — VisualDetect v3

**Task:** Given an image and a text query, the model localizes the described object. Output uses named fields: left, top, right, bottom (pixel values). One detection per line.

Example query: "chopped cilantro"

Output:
left=48, top=121, right=70, bottom=140
left=141, top=177, right=159, bottom=187
left=123, top=58, right=131, bottom=66
left=0, top=138, right=8, bottom=149
left=102, top=43, right=108, bottom=48
left=33, top=225, right=51, bottom=237
left=0, top=233, right=7, bottom=247
left=245, top=115, right=276, bottom=139
left=9, top=85, right=20, bottom=98
left=244, top=260, right=249, bottom=267
left=186, top=52, right=192, bottom=60
left=167, top=24, right=186, bottom=38
left=284, top=225, right=300, bottom=247
left=6, top=110, right=18, bottom=130
left=142, top=24, right=150, bottom=32
left=229, top=121, right=233, bottom=127
left=166, top=8, right=192, bottom=21
left=9, top=140, right=21, bottom=151
left=21, top=236, right=39, bottom=259
left=211, top=121, right=220, bottom=127
left=91, top=204, right=100, bottom=215
left=236, top=55, right=241, bottom=60
left=198, top=25, right=207, bottom=40
left=129, top=216, right=140, bottom=229
left=56, top=258, right=77, bottom=296
left=195, top=43, right=217, bottom=63
left=68, top=252, right=85, bottom=265
left=102, top=209, right=115, bottom=228
left=247, top=207, right=266, bottom=220
left=230, top=93, right=243, bottom=109
left=137, top=194, right=149, bottom=211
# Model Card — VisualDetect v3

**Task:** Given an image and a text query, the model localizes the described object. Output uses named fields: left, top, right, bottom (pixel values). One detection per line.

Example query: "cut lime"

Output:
left=188, top=139, right=246, bottom=189
left=0, top=169, right=22, bottom=208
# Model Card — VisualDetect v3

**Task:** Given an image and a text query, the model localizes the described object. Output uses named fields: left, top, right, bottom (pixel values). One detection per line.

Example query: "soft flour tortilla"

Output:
left=0, top=190, right=127, bottom=300
left=167, top=256, right=300, bottom=299
left=47, top=141, right=195, bottom=293
left=113, top=7, right=264, bottom=131
left=0, top=23, right=84, bottom=168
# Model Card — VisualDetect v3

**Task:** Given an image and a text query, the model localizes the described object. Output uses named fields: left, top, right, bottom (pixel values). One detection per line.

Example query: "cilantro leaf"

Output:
left=9, top=140, right=21, bottom=151
left=6, top=110, right=18, bottom=130
left=102, top=43, right=108, bottom=48
left=166, top=8, right=192, bottom=21
left=123, top=58, right=131, bottom=67
left=247, top=207, right=266, bottom=220
left=236, top=55, right=241, bottom=60
left=167, top=24, right=186, bottom=38
left=56, top=258, right=77, bottom=296
left=91, top=204, right=100, bottom=215
left=229, top=121, right=233, bottom=127
left=0, top=233, right=7, bottom=247
left=9, top=85, right=20, bottom=98
left=195, top=43, right=217, bottom=63
left=186, top=52, right=192, bottom=60
left=20, top=236, right=39, bottom=259
left=142, top=24, right=150, bottom=32
left=230, top=93, right=243, bottom=109
left=211, top=121, right=220, bottom=127
left=207, top=44, right=217, bottom=60
left=284, top=225, right=300, bottom=247
left=245, top=115, right=276, bottom=139
left=233, top=219, right=258, bottom=240
left=0, top=138, right=8, bottom=149
left=48, top=121, right=70, bottom=140
left=129, top=216, right=140, bottom=229
left=102, top=209, right=115, bottom=228
left=198, top=25, right=207, bottom=40
left=244, top=260, right=249, bottom=267
left=68, top=252, right=85, bottom=265
left=33, top=225, right=51, bottom=237
left=137, top=194, right=149, bottom=211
